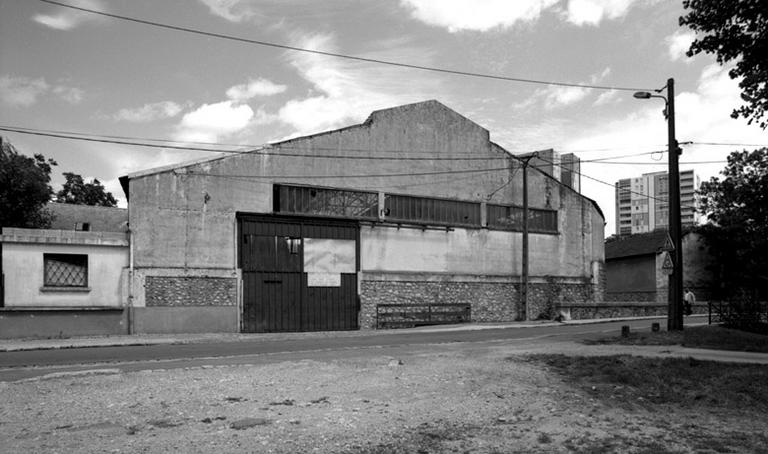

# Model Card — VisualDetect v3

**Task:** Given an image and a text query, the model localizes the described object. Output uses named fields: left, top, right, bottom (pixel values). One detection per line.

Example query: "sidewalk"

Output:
left=0, top=315, right=708, bottom=352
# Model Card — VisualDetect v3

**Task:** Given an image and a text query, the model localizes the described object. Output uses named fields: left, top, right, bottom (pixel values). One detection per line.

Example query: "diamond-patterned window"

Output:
left=44, top=254, right=88, bottom=287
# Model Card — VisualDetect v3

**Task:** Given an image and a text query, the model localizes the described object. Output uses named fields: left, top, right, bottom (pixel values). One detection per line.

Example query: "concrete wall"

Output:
left=0, top=308, right=128, bottom=339
left=606, top=254, right=656, bottom=299
left=126, top=101, right=605, bottom=331
left=1, top=228, right=128, bottom=308
left=605, top=231, right=717, bottom=306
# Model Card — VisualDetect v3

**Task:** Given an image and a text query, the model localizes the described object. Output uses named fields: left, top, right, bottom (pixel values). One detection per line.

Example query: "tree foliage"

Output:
left=680, top=0, right=768, bottom=128
left=56, top=172, right=118, bottom=207
left=0, top=137, right=57, bottom=228
left=696, top=148, right=768, bottom=304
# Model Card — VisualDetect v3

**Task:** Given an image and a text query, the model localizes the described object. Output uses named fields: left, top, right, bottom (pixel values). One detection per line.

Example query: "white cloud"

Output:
left=52, top=85, right=84, bottom=104
left=198, top=0, right=261, bottom=22
left=226, top=78, right=287, bottom=101
left=400, top=0, right=560, bottom=32
left=33, top=0, right=107, bottom=30
left=593, top=90, right=621, bottom=106
left=0, top=75, right=49, bottom=107
left=666, top=30, right=695, bottom=62
left=0, top=75, right=83, bottom=106
left=174, top=101, right=254, bottom=142
left=521, top=67, right=612, bottom=109
left=112, top=101, right=184, bottom=123
left=565, top=0, right=638, bottom=26
left=275, top=33, right=435, bottom=136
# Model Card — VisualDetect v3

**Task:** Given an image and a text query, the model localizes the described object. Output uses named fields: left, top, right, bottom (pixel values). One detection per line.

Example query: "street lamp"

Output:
left=634, top=78, right=684, bottom=331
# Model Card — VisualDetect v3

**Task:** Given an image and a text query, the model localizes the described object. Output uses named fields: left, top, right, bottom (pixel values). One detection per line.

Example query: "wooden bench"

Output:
left=376, top=303, right=471, bottom=329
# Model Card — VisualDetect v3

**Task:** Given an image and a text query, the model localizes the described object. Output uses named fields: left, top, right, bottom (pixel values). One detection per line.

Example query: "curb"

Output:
left=0, top=315, right=709, bottom=352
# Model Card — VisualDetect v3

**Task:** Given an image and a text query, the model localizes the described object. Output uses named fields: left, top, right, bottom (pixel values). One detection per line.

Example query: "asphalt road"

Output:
left=0, top=318, right=667, bottom=382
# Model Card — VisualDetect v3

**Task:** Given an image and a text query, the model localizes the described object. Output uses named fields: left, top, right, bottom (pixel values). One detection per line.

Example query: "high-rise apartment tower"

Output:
left=615, top=169, right=699, bottom=236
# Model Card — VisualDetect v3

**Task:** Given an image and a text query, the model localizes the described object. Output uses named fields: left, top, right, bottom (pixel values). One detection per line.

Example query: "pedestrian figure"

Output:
left=684, top=288, right=695, bottom=316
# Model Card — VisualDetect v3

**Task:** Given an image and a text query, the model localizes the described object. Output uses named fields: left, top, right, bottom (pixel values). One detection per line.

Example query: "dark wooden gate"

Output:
left=238, top=214, right=359, bottom=332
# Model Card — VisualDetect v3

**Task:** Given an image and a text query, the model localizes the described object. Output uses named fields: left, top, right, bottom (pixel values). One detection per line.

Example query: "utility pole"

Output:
left=519, top=153, right=537, bottom=321
left=634, top=78, right=684, bottom=330
left=666, top=78, right=684, bottom=331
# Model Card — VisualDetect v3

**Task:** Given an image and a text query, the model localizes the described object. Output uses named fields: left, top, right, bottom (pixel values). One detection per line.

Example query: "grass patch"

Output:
left=525, top=354, right=768, bottom=411
left=583, top=324, right=768, bottom=353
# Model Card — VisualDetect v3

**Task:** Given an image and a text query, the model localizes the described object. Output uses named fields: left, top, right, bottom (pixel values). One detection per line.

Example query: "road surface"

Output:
left=0, top=318, right=669, bottom=381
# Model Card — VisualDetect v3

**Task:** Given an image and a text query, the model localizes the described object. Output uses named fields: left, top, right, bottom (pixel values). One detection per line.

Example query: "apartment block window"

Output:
left=44, top=254, right=88, bottom=287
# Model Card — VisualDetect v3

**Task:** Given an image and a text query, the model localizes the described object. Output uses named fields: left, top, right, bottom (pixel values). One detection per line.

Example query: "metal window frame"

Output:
left=486, top=204, right=558, bottom=234
left=43, top=253, right=89, bottom=288
left=274, top=184, right=379, bottom=221
left=384, top=193, right=481, bottom=227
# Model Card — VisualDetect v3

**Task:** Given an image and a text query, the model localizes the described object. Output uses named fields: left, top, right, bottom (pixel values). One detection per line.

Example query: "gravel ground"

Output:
left=1, top=341, right=766, bottom=453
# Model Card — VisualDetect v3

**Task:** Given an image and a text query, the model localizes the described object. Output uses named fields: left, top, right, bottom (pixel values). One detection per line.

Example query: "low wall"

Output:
left=560, top=301, right=709, bottom=320
left=0, top=307, right=128, bottom=339
left=360, top=272, right=596, bottom=329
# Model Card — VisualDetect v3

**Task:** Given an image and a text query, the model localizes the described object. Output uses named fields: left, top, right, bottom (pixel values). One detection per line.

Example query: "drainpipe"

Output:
left=128, top=228, right=134, bottom=334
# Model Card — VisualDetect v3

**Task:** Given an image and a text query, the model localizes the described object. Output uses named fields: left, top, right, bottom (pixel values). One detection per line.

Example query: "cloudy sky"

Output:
left=1, top=0, right=766, bottom=235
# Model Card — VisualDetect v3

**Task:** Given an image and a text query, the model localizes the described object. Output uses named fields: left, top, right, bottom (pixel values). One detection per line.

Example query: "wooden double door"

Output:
left=238, top=215, right=359, bottom=332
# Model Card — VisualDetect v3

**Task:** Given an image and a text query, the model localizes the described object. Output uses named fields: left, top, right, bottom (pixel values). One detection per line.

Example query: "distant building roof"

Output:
left=47, top=202, right=128, bottom=232
left=605, top=229, right=669, bottom=260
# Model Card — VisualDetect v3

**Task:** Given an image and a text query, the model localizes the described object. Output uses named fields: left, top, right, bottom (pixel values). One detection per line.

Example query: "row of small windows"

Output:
left=274, top=184, right=558, bottom=234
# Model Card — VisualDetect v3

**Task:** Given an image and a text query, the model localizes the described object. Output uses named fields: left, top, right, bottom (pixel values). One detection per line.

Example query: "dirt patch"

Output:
left=1, top=343, right=766, bottom=453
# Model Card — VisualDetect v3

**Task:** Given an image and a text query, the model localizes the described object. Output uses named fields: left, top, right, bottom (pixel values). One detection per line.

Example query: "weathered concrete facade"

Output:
left=123, top=100, right=605, bottom=333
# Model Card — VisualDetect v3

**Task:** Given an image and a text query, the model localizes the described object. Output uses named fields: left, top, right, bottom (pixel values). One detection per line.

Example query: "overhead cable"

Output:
left=38, top=0, right=654, bottom=92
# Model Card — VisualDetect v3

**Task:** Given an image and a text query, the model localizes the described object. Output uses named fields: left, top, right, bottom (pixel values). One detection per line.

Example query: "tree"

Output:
left=0, top=137, right=57, bottom=228
left=680, top=1, right=768, bottom=128
left=696, top=148, right=768, bottom=318
left=56, top=172, right=118, bottom=207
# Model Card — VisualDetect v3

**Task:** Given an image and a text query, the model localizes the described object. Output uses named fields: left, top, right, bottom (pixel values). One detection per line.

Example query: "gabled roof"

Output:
left=47, top=202, right=128, bottom=232
left=605, top=229, right=670, bottom=260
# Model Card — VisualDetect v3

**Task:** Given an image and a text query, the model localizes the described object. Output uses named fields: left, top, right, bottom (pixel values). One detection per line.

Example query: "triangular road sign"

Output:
left=662, top=233, right=675, bottom=251
left=661, top=251, right=674, bottom=274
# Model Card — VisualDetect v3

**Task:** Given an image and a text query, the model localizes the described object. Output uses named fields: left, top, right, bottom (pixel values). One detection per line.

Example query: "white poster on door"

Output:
left=307, top=272, right=342, bottom=287
left=303, top=238, right=355, bottom=287
left=303, top=238, right=356, bottom=273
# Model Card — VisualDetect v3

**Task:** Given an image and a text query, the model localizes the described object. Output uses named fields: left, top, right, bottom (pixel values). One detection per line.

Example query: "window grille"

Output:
left=384, top=194, right=481, bottom=227
left=487, top=204, right=558, bottom=234
left=275, top=185, right=378, bottom=219
left=44, top=254, right=88, bottom=287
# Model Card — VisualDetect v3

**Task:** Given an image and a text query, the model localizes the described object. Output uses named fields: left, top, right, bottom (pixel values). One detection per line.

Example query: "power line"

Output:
left=4, top=125, right=257, bottom=149
left=3, top=125, right=673, bottom=163
left=534, top=154, right=699, bottom=211
left=688, top=141, right=768, bottom=147
left=0, top=126, right=502, bottom=160
left=581, top=151, right=666, bottom=163
left=2, top=125, right=499, bottom=155
left=585, top=159, right=727, bottom=165
left=0, top=126, right=253, bottom=153
left=181, top=166, right=511, bottom=180
left=38, top=0, right=654, bottom=93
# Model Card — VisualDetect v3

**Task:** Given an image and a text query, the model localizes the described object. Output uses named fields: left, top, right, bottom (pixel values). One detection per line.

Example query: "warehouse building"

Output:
left=119, top=100, right=605, bottom=334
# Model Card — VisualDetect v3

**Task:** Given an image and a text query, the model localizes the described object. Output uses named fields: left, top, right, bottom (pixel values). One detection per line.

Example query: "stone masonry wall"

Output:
left=527, top=280, right=594, bottom=320
left=360, top=278, right=597, bottom=328
left=605, top=291, right=657, bottom=302
left=145, top=276, right=237, bottom=307
left=360, top=280, right=518, bottom=329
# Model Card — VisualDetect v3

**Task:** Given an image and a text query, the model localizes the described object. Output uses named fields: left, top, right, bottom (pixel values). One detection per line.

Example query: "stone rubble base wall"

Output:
left=360, top=278, right=597, bottom=329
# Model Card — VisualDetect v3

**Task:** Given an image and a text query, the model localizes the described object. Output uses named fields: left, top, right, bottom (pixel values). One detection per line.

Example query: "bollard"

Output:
left=651, top=322, right=660, bottom=332
left=621, top=325, right=630, bottom=337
